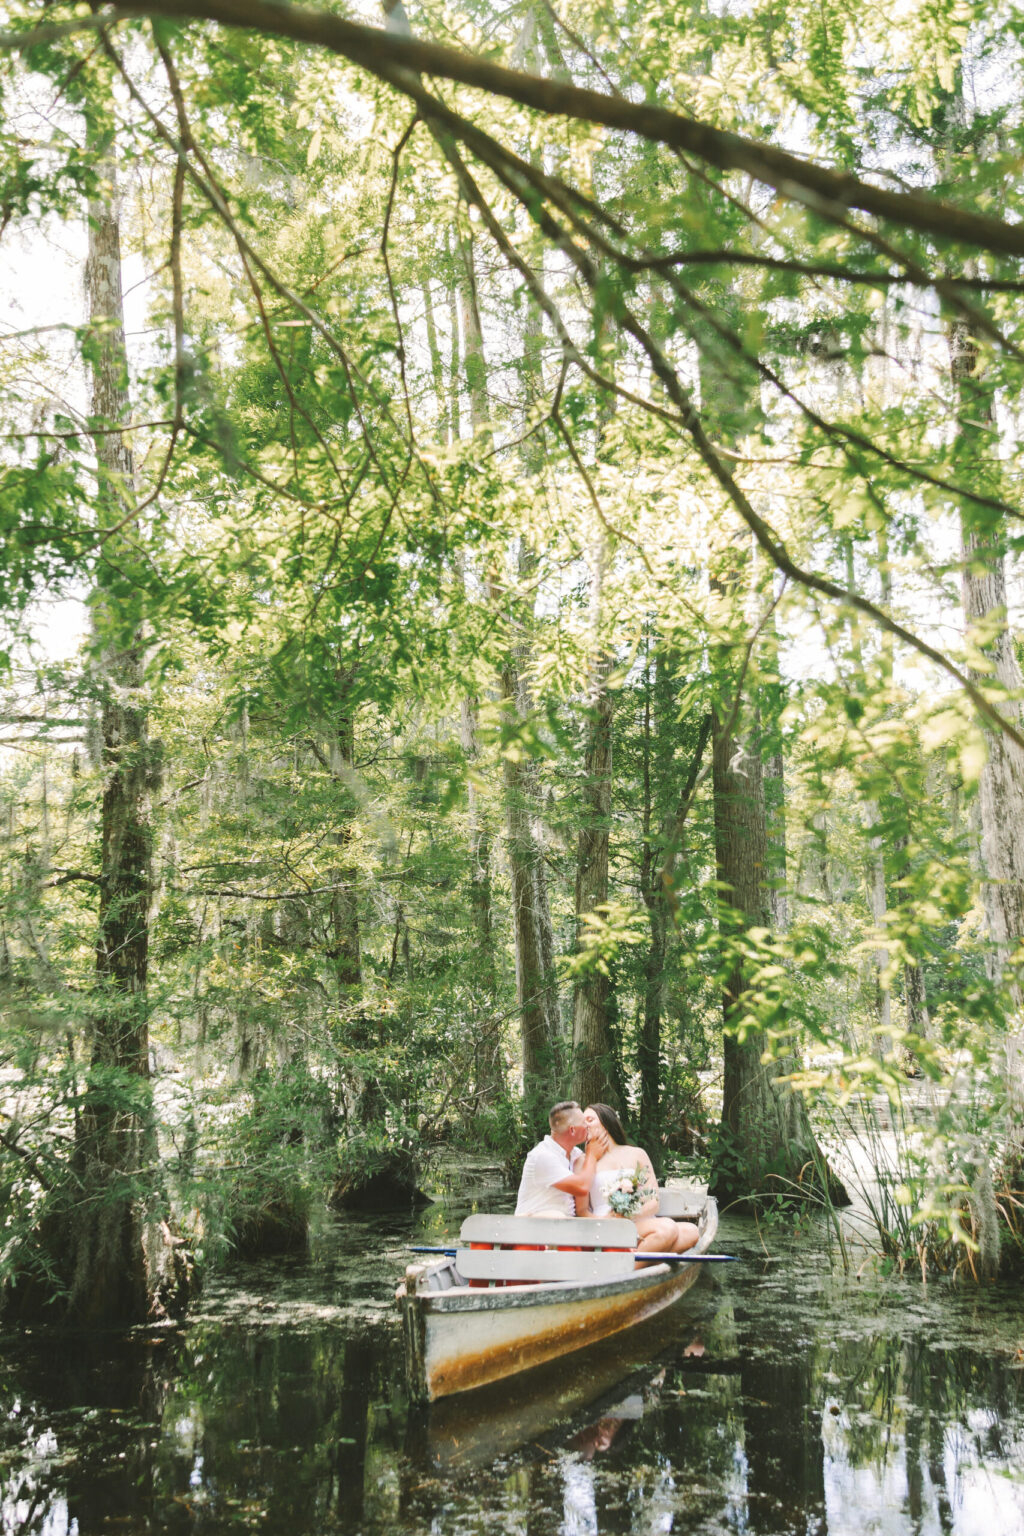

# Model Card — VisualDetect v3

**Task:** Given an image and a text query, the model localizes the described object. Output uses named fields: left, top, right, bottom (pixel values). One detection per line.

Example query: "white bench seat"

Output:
left=459, top=1214, right=638, bottom=1249
left=455, top=1213, right=640, bottom=1286
left=656, top=1190, right=703, bottom=1221
left=455, top=1247, right=636, bottom=1284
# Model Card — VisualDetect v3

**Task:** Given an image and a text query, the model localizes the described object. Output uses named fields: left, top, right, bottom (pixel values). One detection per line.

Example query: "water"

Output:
left=3, top=1164, right=1023, bottom=1535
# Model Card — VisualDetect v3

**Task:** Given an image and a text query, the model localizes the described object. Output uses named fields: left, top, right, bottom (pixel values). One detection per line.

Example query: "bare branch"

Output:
left=43, top=868, right=102, bottom=888
left=0, top=1127, right=53, bottom=1192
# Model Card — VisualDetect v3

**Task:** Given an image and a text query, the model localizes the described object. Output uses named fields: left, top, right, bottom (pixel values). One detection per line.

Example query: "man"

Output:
left=514, top=1100, right=600, bottom=1218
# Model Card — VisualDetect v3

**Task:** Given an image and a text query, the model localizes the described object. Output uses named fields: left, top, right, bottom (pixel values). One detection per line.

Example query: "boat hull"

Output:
left=413, top=1314, right=691, bottom=1470
left=399, top=1196, right=717, bottom=1401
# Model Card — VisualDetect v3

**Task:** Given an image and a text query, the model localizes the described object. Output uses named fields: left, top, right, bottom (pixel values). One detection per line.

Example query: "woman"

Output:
left=578, top=1104, right=699, bottom=1255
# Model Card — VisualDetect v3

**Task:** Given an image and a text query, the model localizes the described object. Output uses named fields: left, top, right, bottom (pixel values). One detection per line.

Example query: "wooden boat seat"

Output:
left=427, top=1265, right=459, bottom=1291
left=460, top=1214, right=638, bottom=1248
left=656, top=1188, right=705, bottom=1222
left=455, top=1247, right=636, bottom=1284
left=456, top=1214, right=640, bottom=1287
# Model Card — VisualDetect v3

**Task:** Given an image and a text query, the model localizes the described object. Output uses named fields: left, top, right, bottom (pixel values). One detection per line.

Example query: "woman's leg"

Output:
left=671, top=1220, right=700, bottom=1253
left=633, top=1216, right=678, bottom=1253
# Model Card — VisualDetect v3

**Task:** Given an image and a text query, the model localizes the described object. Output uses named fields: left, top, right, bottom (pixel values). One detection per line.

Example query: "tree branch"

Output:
left=44, top=868, right=103, bottom=888
left=76, top=0, right=1024, bottom=260
left=0, top=1127, right=53, bottom=1192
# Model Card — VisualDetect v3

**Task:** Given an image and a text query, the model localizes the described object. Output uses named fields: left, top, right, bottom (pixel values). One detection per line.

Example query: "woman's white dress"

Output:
left=589, top=1164, right=638, bottom=1218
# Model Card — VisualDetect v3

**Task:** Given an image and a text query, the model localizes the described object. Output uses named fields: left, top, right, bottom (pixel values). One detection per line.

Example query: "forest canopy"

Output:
left=2, top=0, right=1024, bottom=1321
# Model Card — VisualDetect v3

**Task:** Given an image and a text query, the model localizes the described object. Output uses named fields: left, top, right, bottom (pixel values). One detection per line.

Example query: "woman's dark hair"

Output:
left=587, top=1103, right=628, bottom=1145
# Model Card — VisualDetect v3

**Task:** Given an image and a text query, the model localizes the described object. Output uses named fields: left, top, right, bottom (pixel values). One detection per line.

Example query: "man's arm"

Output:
left=551, top=1142, right=600, bottom=1199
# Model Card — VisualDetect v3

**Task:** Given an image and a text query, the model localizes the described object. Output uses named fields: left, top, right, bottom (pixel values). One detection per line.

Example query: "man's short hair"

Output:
left=548, top=1100, right=581, bottom=1134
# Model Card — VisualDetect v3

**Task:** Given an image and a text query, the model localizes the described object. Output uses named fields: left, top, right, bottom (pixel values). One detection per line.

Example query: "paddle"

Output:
left=408, top=1245, right=738, bottom=1263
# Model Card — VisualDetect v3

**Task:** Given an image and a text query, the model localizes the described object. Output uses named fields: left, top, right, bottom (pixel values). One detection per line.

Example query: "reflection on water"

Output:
left=3, top=1174, right=1023, bottom=1536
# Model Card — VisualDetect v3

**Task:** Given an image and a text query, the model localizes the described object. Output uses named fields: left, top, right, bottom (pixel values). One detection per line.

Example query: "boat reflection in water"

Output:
left=407, top=1299, right=710, bottom=1473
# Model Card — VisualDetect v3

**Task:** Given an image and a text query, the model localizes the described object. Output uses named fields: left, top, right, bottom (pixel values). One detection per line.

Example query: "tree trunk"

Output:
left=699, top=315, right=845, bottom=1205
left=865, top=807, right=892, bottom=1060
left=893, top=838, right=931, bottom=1051
left=638, top=652, right=665, bottom=1136
left=501, top=240, right=560, bottom=1123
left=710, top=678, right=848, bottom=1207
left=843, top=540, right=892, bottom=1060
left=460, top=695, right=496, bottom=995
left=447, top=227, right=461, bottom=444
left=458, top=227, right=488, bottom=434
left=571, top=652, right=618, bottom=1108
left=638, top=901, right=667, bottom=1136
left=904, top=951, right=931, bottom=1046
left=66, top=158, right=179, bottom=1325
left=501, top=649, right=560, bottom=1114
left=421, top=277, right=448, bottom=440
left=455, top=232, right=503, bottom=1103
left=763, top=742, right=788, bottom=933
left=638, top=645, right=712, bottom=1140
left=329, top=714, right=361, bottom=996
left=461, top=693, right=504, bottom=1106
left=327, top=714, right=385, bottom=1128
left=951, top=318, right=1024, bottom=1177
left=755, top=551, right=789, bottom=934
left=456, top=236, right=497, bottom=1007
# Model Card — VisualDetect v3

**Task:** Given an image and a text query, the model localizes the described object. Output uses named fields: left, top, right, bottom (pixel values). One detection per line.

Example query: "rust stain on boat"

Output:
left=429, top=1270, right=692, bottom=1398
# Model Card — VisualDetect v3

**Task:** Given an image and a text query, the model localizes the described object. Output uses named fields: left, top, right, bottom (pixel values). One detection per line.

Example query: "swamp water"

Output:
left=3, top=1163, right=1024, bottom=1536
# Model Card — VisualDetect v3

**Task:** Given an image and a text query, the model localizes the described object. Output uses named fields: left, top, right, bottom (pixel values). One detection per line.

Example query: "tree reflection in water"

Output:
left=2, top=1210, right=1024, bottom=1535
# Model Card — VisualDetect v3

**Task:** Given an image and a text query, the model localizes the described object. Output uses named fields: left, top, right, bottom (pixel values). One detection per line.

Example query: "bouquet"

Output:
left=607, top=1163, right=652, bottom=1218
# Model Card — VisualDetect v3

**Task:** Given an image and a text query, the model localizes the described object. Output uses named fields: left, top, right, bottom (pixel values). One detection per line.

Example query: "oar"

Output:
left=632, top=1252, right=738, bottom=1264
left=408, top=1245, right=738, bottom=1263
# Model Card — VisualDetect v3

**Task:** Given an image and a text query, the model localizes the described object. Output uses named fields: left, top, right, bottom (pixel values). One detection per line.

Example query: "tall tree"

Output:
left=637, top=645, right=711, bottom=1142
left=637, top=646, right=670, bottom=1139
left=710, top=650, right=847, bottom=1206
left=64, top=137, right=177, bottom=1323
left=498, top=222, right=561, bottom=1119
left=500, top=583, right=560, bottom=1116
left=937, top=65, right=1024, bottom=1190
left=952, top=320, right=1024, bottom=1173
left=702, top=306, right=847, bottom=1207
left=571, top=604, right=618, bottom=1108
left=456, top=234, right=501, bottom=1042
left=758, top=567, right=789, bottom=936
left=328, top=709, right=361, bottom=998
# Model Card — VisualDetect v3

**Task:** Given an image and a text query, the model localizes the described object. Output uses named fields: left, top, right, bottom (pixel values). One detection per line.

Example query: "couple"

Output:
left=514, top=1099, right=699, bottom=1255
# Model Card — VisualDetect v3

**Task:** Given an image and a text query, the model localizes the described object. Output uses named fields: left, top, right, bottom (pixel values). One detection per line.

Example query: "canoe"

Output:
left=397, top=1188, right=718, bottom=1401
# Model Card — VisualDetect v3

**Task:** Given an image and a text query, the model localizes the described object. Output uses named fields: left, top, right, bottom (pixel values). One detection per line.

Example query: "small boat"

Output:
left=397, top=1188, right=718, bottom=1401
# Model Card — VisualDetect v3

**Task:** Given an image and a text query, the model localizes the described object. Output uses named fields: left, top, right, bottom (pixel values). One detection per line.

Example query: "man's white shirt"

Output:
left=514, top=1135, right=583, bottom=1217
